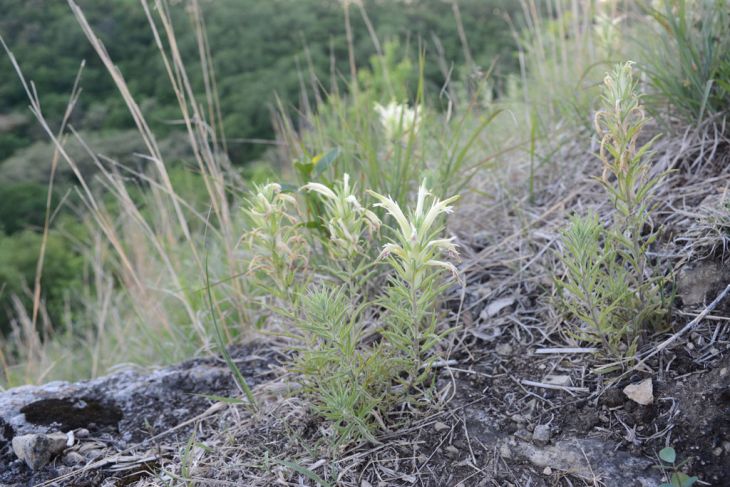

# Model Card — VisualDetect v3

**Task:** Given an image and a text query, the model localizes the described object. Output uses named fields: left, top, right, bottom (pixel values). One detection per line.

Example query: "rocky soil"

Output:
left=0, top=344, right=273, bottom=486
left=0, top=267, right=728, bottom=486
left=2, top=333, right=727, bottom=486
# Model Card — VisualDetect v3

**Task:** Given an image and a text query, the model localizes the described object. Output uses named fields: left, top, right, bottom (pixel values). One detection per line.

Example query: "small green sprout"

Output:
left=657, top=447, right=699, bottom=487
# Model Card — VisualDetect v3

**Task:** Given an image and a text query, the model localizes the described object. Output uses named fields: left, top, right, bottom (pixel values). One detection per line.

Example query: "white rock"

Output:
left=532, top=424, right=551, bottom=446
left=483, top=297, right=515, bottom=318
left=12, top=432, right=68, bottom=470
left=623, top=378, right=653, bottom=406
left=544, top=375, right=571, bottom=386
left=496, top=343, right=513, bottom=356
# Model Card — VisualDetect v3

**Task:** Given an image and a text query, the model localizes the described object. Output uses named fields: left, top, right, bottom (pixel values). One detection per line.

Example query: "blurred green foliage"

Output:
left=0, top=228, right=84, bottom=335
left=0, top=0, right=519, bottom=339
left=0, top=0, right=519, bottom=165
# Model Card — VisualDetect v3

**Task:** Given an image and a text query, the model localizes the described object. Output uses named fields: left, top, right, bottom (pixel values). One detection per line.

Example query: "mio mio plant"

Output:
left=558, top=62, right=671, bottom=358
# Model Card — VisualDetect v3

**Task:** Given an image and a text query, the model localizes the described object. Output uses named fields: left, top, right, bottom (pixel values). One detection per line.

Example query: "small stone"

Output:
left=445, top=445, right=459, bottom=457
left=623, top=378, right=653, bottom=406
left=720, top=368, right=727, bottom=377
left=83, top=448, right=103, bottom=460
left=75, top=428, right=90, bottom=438
left=722, top=441, right=730, bottom=453
left=496, top=343, right=513, bottom=356
left=483, top=297, right=515, bottom=318
left=514, top=429, right=531, bottom=442
left=542, top=466, right=552, bottom=475
left=434, top=421, right=449, bottom=432
left=511, top=414, right=526, bottom=424
left=532, top=424, right=551, bottom=446
left=63, top=451, right=86, bottom=466
left=12, top=432, right=68, bottom=470
left=713, top=447, right=723, bottom=457
left=544, top=375, right=571, bottom=386
left=499, top=444, right=512, bottom=459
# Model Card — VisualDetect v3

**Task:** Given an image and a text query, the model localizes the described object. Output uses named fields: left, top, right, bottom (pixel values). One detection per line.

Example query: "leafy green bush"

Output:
left=557, top=63, right=670, bottom=357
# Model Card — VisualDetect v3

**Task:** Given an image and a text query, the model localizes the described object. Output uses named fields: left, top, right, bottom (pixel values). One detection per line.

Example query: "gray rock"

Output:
left=63, top=451, right=86, bottom=466
left=12, top=432, right=68, bottom=470
left=514, top=428, right=532, bottom=441
left=0, top=343, right=271, bottom=485
left=496, top=343, right=513, bottom=356
left=677, top=260, right=730, bottom=307
left=532, top=424, right=551, bottom=446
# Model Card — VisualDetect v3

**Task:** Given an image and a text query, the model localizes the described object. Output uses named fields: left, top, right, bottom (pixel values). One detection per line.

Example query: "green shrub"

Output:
left=558, top=62, right=670, bottom=357
left=241, top=176, right=461, bottom=446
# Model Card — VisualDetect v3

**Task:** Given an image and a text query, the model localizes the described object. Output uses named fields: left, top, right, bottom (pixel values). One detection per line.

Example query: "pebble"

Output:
left=532, top=424, right=551, bottom=446
left=499, top=444, right=512, bottom=459
left=514, top=429, right=531, bottom=442
left=511, top=414, right=526, bottom=424
left=496, top=343, right=513, bottom=356
left=713, top=447, right=723, bottom=457
left=544, top=375, right=571, bottom=386
left=63, top=451, right=86, bottom=466
left=542, top=467, right=552, bottom=475
left=720, top=368, right=727, bottom=377
left=75, top=428, right=90, bottom=438
left=623, top=378, right=654, bottom=406
left=445, top=445, right=459, bottom=457
left=434, top=421, right=449, bottom=432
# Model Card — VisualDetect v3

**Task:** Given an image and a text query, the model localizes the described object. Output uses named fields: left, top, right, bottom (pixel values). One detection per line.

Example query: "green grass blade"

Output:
left=205, top=257, right=258, bottom=412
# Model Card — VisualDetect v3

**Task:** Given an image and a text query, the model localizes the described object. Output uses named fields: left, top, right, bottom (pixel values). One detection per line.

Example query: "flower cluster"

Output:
left=374, top=101, right=421, bottom=141
left=301, top=174, right=381, bottom=259
left=368, top=183, right=460, bottom=287
left=242, top=183, right=308, bottom=293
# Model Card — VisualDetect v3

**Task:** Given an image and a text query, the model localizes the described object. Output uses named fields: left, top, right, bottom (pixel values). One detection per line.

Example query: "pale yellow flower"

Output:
left=374, top=101, right=421, bottom=140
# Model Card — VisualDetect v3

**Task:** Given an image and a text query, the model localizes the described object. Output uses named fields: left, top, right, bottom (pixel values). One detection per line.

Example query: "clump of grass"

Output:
left=639, top=0, right=730, bottom=124
left=557, top=62, right=671, bottom=357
